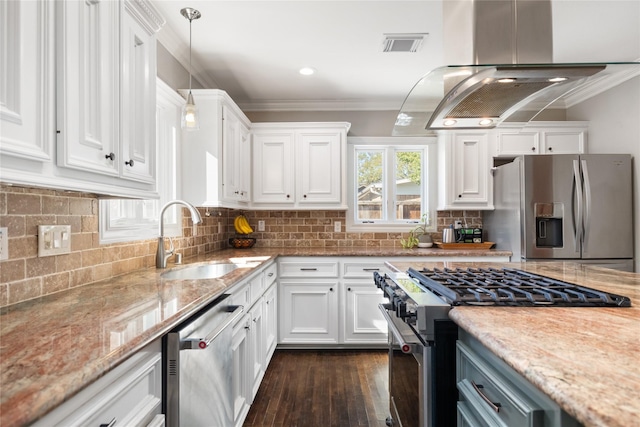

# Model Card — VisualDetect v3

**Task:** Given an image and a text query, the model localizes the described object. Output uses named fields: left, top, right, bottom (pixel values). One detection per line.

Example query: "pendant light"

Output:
left=180, top=7, right=201, bottom=131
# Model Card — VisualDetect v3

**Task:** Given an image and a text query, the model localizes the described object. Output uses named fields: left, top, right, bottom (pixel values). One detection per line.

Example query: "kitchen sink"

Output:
left=161, top=263, right=243, bottom=280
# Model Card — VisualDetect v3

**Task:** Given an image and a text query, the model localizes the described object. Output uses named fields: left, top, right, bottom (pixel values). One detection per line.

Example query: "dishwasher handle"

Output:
left=181, top=305, right=244, bottom=350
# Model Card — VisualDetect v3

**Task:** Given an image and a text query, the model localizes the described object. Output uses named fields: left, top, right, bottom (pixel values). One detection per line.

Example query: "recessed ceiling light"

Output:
left=299, top=67, right=316, bottom=76
left=497, top=78, right=515, bottom=83
left=478, top=118, right=493, bottom=126
left=443, top=119, right=457, bottom=127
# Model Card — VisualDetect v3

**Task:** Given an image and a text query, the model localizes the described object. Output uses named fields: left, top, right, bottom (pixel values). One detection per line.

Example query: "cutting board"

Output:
left=434, top=242, right=495, bottom=249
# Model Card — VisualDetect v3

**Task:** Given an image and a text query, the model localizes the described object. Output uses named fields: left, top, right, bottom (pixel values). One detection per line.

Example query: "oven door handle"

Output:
left=378, top=304, right=423, bottom=354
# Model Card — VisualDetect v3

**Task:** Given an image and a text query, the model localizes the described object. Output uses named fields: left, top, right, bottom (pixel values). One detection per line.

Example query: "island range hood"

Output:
left=392, top=0, right=640, bottom=136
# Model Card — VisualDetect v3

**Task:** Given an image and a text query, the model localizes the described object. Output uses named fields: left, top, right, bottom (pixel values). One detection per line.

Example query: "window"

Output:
left=99, top=79, right=182, bottom=243
left=346, top=137, right=437, bottom=232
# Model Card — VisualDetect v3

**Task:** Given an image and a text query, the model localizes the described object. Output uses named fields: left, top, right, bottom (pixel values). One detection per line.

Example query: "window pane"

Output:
left=394, top=150, right=422, bottom=220
left=356, top=150, right=383, bottom=220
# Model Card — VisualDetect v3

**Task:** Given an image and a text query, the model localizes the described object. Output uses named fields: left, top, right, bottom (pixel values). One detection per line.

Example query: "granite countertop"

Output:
left=387, top=261, right=640, bottom=427
left=0, top=246, right=509, bottom=427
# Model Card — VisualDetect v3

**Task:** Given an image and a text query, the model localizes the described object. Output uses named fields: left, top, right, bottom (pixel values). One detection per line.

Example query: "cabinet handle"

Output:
left=125, top=159, right=135, bottom=167
left=471, top=381, right=501, bottom=413
left=235, top=191, right=240, bottom=194
left=362, top=268, right=380, bottom=272
left=267, top=273, right=274, bottom=277
left=100, top=418, right=117, bottom=427
left=300, top=268, right=318, bottom=271
left=105, top=152, right=115, bottom=161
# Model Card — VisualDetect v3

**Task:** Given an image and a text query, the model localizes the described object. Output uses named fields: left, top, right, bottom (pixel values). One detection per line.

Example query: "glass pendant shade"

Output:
left=181, top=91, right=199, bottom=131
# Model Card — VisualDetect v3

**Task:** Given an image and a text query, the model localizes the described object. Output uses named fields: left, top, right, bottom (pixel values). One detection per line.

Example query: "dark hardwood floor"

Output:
left=243, top=350, right=390, bottom=427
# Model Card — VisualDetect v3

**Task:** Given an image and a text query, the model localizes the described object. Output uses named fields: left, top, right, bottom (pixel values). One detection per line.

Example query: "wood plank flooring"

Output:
left=243, top=350, right=390, bottom=427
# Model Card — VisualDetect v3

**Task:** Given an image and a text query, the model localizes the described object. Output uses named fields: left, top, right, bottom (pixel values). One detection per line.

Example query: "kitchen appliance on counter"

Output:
left=374, top=266, right=631, bottom=427
left=164, top=294, right=244, bottom=427
left=485, top=154, right=634, bottom=272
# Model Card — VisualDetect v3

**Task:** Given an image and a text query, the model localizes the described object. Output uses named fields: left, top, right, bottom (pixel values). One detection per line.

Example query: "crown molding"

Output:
left=237, top=99, right=403, bottom=112
left=561, top=62, right=640, bottom=108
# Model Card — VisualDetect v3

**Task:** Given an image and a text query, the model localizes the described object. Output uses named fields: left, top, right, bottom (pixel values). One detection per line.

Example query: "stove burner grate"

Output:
left=407, top=267, right=631, bottom=307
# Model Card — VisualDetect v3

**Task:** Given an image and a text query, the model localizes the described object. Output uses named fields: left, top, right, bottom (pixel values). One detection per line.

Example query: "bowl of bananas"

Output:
left=231, top=214, right=256, bottom=249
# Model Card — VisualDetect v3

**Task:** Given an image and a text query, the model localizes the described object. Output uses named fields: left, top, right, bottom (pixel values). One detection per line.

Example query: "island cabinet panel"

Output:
left=456, top=330, right=581, bottom=427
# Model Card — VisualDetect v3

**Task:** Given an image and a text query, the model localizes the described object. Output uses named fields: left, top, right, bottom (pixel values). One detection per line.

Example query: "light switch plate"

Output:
left=258, top=220, right=265, bottom=232
left=0, top=227, right=8, bottom=261
left=38, top=225, right=71, bottom=257
left=334, top=221, right=341, bottom=232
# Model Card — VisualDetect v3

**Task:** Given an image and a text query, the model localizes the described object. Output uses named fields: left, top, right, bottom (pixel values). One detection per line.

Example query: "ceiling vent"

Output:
left=382, top=33, right=427, bottom=53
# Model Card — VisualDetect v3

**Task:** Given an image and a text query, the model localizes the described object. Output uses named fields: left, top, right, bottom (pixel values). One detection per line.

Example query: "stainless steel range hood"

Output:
left=392, top=0, right=640, bottom=136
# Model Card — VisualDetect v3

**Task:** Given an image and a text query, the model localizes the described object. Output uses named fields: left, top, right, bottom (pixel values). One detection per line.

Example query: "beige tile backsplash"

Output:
left=0, top=184, right=482, bottom=307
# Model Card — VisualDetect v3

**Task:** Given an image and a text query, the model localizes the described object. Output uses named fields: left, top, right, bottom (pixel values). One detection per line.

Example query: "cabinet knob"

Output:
left=105, top=152, right=115, bottom=161
left=329, top=287, right=334, bottom=292
left=286, top=194, right=290, bottom=198
left=347, top=287, right=352, bottom=291
left=531, top=147, right=536, bottom=152
left=548, top=147, right=553, bottom=152
left=458, top=194, right=462, bottom=198
left=125, top=159, right=135, bottom=167
left=235, top=191, right=240, bottom=194
left=303, top=194, right=307, bottom=198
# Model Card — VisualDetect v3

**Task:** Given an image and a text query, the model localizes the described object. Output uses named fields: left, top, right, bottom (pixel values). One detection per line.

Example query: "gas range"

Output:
left=374, top=266, right=631, bottom=341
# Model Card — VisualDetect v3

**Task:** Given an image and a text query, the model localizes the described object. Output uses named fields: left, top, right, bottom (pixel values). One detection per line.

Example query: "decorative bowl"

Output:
left=229, top=237, right=256, bottom=249
left=417, top=242, right=433, bottom=248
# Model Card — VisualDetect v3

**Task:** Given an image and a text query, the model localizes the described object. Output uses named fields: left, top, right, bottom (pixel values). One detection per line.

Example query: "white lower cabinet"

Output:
left=278, top=257, right=388, bottom=346
left=230, top=261, right=278, bottom=427
left=32, top=340, right=163, bottom=427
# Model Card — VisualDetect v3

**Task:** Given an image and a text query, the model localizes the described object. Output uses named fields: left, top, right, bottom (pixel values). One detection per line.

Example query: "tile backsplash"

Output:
left=0, top=184, right=482, bottom=307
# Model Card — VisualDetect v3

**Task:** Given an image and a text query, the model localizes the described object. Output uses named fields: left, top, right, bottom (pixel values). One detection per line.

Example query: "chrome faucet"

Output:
left=156, top=200, right=203, bottom=268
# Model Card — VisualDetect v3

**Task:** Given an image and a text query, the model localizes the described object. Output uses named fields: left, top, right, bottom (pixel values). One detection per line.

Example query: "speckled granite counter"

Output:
left=387, top=261, right=640, bottom=427
left=0, top=246, right=509, bottom=427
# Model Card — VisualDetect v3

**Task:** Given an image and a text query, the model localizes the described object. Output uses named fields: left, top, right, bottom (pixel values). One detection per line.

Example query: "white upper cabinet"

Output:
left=180, top=89, right=252, bottom=208
left=493, top=122, right=588, bottom=157
left=252, top=122, right=350, bottom=209
left=0, top=0, right=55, bottom=182
left=0, top=0, right=164, bottom=198
left=438, top=131, right=493, bottom=210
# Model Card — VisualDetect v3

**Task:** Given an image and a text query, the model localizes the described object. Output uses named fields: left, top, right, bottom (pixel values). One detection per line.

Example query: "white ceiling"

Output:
left=151, top=0, right=640, bottom=112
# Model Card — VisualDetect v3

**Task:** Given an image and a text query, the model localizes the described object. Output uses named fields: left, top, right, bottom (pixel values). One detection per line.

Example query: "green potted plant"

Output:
left=400, top=213, right=433, bottom=249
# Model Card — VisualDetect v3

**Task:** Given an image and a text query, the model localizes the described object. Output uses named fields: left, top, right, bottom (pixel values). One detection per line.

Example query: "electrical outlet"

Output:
left=218, top=222, right=223, bottom=234
left=334, top=221, right=341, bottom=232
left=38, top=225, right=71, bottom=257
left=258, top=220, right=265, bottom=232
left=0, top=227, right=8, bottom=261
left=454, top=220, right=463, bottom=229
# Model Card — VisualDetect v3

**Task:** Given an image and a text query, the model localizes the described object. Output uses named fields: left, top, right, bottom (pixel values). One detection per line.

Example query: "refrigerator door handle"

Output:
left=572, top=160, right=583, bottom=252
left=581, top=159, right=591, bottom=253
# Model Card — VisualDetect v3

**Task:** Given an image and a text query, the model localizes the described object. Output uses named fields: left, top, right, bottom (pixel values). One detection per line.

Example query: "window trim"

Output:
left=346, top=136, right=438, bottom=233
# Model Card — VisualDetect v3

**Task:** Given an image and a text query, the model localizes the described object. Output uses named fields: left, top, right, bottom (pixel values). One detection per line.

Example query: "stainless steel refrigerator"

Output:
left=484, top=154, right=634, bottom=271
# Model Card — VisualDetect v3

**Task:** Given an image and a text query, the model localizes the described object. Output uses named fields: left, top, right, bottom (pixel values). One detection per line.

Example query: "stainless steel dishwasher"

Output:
left=165, top=294, right=244, bottom=427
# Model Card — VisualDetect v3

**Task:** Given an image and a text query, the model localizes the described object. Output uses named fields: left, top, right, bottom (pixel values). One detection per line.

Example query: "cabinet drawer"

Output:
left=456, top=341, right=545, bottom=427
left=342, top=262, right=383, bottom=279
left=264, top=262, right=277, bottom=287
left=33, top=344, right=162, bottom=427
left=279, top=261, right=339, bottom=278
left=231, top=281, right=251, bottom=309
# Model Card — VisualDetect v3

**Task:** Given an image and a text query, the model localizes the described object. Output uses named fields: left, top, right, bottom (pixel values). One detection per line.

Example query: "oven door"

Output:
left=379, top=304, right=458, bottom=427
left=379, top=304, right=427, bottom=427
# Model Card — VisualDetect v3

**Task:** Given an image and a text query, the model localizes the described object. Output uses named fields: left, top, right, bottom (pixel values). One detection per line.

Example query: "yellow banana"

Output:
left=239, top=215, right=253, bottom=234
left=234, top=216, right=244, bottom=234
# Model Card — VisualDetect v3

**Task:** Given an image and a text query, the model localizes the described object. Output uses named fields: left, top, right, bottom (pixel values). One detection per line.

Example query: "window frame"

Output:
left=346, top=136, right=438, bottom=233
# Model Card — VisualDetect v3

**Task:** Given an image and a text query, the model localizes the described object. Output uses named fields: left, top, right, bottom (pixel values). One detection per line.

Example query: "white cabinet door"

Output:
left=56, top=0, right=120, bottom=177
left=120, top=8, right=157, bottom=184
left=279, top=282, right=339, bottom=344
left=222, top=106, right=250, bottom=202
left=232, top=313, right=251, bottom=427
left=0, top=0, right=55, bottom=168
left=493, top=122, right=588, bottom=157
left=439, top=131, right=493, bottom=210
left=342, top=282, right=388, bottom=344
left=248, top=300, right=265, bottom=400
left=251, top=123, right=349, bottom=209
left=540, top=128, right=587, bottom=154
left=263, top=282, right=278, bottom=365
left=297, top=129, right=342, bottom=205
left=495, top=129, right=540, bottom=155
left=252, top=131, right=295, bottom=204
